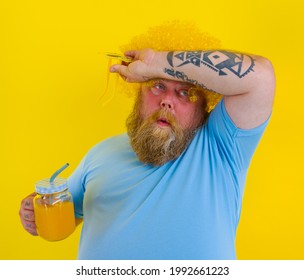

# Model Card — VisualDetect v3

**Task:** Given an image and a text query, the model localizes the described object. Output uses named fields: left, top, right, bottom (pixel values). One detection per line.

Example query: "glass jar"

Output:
left=34, top=177, right=76, bottom=241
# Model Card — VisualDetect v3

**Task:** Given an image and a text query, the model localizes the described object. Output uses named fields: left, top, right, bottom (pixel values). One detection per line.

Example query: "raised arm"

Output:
left=110, top=48, right=275, bottom=129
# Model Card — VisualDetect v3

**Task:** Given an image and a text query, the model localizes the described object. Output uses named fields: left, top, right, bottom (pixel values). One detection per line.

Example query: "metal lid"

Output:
left=35, top=177, right=67, bottom=194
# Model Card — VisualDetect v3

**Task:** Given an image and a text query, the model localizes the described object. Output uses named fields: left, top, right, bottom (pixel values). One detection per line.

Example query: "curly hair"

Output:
left=106, top=20, right=223, bottom=112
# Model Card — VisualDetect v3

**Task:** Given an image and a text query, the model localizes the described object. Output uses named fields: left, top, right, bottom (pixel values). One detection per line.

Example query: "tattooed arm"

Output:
left=110, top=48, right=275, bottom=129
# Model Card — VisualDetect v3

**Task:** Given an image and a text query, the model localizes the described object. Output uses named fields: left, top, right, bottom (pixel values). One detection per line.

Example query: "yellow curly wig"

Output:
left=107, top=20, right=223, bottom=112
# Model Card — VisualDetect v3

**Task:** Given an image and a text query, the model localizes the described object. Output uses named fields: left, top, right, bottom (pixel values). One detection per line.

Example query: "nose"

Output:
left=160, top=99, right=173, bottom=110
left=160, top=91, right=175, bottom=110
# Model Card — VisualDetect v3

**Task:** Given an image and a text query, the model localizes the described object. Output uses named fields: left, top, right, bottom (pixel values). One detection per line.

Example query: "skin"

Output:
left=19, top=193, right=38, bottom=236
left=19, top=193, right=83, bottom=236
left=140, top=79, right=205, bottom=130
left=111, top=48, right=275, bottom=129
left=19, top=47, right=275, bottom=236
left=19, top=80, right=204, bottom=236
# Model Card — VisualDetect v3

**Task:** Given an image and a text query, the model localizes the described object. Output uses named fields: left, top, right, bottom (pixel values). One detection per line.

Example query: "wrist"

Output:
left=148, top=51, right=169, bottom=80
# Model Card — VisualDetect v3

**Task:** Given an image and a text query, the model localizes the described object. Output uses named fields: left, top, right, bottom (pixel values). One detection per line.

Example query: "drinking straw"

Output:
left=50, top=163, right=69, bottom=183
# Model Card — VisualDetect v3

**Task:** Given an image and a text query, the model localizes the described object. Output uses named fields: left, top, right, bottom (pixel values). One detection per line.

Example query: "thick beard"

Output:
left=126, top=99, right=200, bottom=166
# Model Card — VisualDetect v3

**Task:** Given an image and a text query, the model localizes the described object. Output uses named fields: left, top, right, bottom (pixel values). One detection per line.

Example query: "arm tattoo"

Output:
left=167, top=50, right=255, bottom=78
left=164, top=68, right=216, bottom=93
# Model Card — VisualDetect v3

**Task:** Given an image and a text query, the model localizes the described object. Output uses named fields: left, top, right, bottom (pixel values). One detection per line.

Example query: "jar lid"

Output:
left=35, top=177, right=68, bottom=194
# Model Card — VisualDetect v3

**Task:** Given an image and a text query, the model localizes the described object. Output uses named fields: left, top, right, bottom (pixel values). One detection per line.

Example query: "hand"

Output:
left=109, top=49, right=157, bottom=83
left=19, top=192, right=38, bottom=236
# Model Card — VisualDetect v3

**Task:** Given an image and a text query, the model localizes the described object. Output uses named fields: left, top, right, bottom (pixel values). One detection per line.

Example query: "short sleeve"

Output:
left=67, top=156, right=87, bottom=218
left=207, top=99, right=270, bottom=172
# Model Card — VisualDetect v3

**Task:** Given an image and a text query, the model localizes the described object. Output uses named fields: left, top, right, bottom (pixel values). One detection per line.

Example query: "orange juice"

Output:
left=34, top=177, right=76, bottom=241
left=34, top=199, right=75, bottom=241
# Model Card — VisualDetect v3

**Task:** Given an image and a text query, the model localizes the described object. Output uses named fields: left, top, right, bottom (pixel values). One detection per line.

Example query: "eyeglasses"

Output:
left=144, top=79, right=201, bottom=102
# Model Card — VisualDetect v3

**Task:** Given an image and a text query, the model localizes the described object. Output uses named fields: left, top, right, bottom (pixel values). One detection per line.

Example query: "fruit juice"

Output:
left=34, top=199, right=75, bottom=241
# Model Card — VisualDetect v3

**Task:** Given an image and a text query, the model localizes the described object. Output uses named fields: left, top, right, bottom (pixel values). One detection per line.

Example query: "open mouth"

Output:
left=156, top=118, right=171, bottom=127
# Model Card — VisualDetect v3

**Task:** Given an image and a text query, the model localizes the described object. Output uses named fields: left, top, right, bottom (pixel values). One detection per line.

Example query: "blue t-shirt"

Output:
left=68, top=99, right=269, bottom=260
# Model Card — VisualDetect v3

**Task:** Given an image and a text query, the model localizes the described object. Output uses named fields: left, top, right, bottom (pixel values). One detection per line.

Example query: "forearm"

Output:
left=152, top=50, right=274, bottom=96
left=110, top=48, right=275, bottom=128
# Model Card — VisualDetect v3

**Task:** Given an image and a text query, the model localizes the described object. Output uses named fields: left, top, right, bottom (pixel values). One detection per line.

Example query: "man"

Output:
left=19, top=24, right=275, bottom=259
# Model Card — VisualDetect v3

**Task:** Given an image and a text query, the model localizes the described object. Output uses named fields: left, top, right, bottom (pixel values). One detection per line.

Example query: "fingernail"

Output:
left=110, top=66, right=115, bottom=72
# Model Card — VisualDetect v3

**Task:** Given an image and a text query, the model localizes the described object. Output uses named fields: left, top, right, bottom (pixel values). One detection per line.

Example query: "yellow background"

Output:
left=1, top=0, right=303, bottom=259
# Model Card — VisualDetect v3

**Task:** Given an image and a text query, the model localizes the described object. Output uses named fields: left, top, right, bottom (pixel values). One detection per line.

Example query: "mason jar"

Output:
left=34, top=177, right=75, bottom=241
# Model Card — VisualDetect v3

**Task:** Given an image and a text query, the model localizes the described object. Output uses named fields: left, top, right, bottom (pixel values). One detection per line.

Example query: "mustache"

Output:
left=146, top=109, right=177, bottom=127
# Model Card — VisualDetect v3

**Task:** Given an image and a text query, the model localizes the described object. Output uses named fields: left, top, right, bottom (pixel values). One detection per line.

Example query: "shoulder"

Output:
left=86, top=133, right=130, bottom=158
left=93, top=133, right=128, bottom=148
left=207, top=98, right=270, bottom=137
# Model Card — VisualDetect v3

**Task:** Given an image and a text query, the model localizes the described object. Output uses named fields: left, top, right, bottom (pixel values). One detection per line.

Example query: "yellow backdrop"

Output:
left=1, top=0, right=303, bottom=259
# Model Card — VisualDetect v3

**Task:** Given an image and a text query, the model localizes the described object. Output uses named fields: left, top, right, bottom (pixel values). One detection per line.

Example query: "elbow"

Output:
left=259, top=56, right=275, bottom=79
left=257, top=57, right=276, bottom=98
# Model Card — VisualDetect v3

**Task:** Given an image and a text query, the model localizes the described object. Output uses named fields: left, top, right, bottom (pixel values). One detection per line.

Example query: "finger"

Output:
left=21, top=219, right=38, bottom=236
left=19, top=193, right=38, bottom=236
left=21, top=192, right=36, bottom=210
left=110, top=64, right=141, bottom=83
left=124, top=50, right=138, bottom=59
left=109, top=64, right=125, bottom=74
left=20, top=209, right=36, bottom=222
left=19, top=208, right=38, bottom=236
left=110, top=65, right=133, bottom=81
left=109, top=65, right=127, bottom=81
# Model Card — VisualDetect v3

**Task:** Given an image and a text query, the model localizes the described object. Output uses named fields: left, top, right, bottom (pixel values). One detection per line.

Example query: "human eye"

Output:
left=177, top=88, right=191, bottom=101
left=150, top=80, right=166, bottom=95
left=179, top=89, right=189, bottom=98
left=153, top=81, right=165, bottom=90
left=178, top=87, right=199, bottom=102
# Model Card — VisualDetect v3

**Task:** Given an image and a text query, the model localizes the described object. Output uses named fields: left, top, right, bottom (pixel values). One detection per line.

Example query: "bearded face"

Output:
left=126, top=84, right=208, bottom=166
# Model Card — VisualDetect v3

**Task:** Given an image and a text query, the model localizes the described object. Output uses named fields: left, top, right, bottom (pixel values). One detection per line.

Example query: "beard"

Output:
left=126, top=98, right=202, bottom=166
